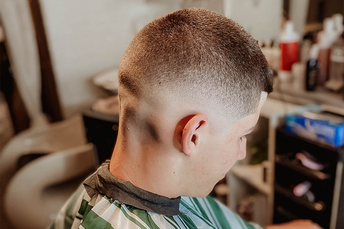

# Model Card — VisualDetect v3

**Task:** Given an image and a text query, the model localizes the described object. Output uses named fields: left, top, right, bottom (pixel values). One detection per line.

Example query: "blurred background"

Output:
left=0, top=0, right=344, bottom=229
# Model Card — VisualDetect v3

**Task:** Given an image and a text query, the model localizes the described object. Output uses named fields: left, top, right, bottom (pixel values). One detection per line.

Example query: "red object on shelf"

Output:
left=280, top=42, right=299, bottom=71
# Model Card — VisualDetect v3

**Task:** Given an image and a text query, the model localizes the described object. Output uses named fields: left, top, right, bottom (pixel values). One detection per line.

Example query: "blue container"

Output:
left=285, top=114, right=344, bottom=148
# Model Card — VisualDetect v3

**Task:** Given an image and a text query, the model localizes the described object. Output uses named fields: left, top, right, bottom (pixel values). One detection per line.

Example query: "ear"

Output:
left=181, top=113, right=208, bottom=157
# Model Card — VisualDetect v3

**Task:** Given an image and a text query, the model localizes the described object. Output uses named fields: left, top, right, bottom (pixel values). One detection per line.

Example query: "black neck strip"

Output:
left=83, top=160, right=181, bottom=216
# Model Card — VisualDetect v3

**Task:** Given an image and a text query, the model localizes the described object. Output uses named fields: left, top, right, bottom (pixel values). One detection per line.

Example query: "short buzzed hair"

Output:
left=119, top=8, right=273, bottom=120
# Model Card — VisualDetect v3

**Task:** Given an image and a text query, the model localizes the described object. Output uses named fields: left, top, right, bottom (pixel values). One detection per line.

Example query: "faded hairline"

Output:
left=118, top=8, right=273, bottom=121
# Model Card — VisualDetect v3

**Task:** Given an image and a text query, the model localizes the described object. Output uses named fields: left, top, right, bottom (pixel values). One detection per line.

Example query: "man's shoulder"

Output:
left=180, top=196, right=263, bottom=229
left=180, top=196, right=233, bottom=220
left=53, top=184, right=263, bottom=229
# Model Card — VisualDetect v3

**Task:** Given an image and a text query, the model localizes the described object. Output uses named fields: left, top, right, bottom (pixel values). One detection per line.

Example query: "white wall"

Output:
left=39, top=0, right=281, bottom=118
left=39, top=0, right=181, bottom=117
left=289, top=0, right=310, bottom=35
left=224, top=0, right=283, bottom=41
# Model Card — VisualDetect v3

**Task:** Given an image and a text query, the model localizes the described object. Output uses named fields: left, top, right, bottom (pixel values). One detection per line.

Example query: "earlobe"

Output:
left=181, top=113, right=208, bottom=157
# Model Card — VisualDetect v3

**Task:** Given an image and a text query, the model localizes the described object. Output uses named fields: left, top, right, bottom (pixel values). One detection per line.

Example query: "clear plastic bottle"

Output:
left=325, top=32, right=344, bottom=92
left=292, top=62, right=306, bottom=91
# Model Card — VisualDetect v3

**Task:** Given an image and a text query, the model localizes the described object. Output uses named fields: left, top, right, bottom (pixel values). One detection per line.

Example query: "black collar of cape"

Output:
left=83, top=160, right=181, bottom=216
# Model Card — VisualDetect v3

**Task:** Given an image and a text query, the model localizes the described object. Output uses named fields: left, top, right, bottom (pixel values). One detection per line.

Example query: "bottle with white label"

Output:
left=325, top=32, right=344, bottom=92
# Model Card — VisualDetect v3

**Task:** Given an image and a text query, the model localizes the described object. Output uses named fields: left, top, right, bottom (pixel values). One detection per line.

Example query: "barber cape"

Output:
left=51, top=161, right=262, bottom=229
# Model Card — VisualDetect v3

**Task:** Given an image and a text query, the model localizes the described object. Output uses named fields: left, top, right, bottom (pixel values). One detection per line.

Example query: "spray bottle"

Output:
left=279, top=21, right=299, bottom=83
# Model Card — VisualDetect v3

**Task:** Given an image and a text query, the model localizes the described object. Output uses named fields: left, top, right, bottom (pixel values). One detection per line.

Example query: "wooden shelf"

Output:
left=274, top=184, right=325, bottom=212
left=230, top=164, right=271, bottom=195
left=270, top=82, right=344, bottom=110
left=275, top=155, right=330, bottom=180
left=275, top=205, right=298, bottom=220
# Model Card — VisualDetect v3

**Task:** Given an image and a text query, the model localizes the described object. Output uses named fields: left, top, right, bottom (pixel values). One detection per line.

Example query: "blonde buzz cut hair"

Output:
left=118, top=8, right=273, bottom=120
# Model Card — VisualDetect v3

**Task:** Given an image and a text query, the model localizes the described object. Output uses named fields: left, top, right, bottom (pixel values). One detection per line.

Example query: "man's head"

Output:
left=119, top=8, right=272, bottom=120
left=113, top=8, right=273, bottom=197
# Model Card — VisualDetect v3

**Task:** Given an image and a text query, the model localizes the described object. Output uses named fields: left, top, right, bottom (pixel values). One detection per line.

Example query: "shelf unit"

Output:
left=274, top=128, right=344, bottom=229
left=275, top=155, right=331, bottom=180
left=274, top=184, right=325, bottom=212
left=270, top=82, right=344, bottom=110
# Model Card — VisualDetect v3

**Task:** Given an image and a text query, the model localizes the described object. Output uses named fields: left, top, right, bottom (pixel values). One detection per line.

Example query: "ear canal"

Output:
left=191, top=134, right=197, bottom=144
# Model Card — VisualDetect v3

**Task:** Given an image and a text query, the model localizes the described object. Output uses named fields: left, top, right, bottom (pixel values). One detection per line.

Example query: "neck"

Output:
left=109, top=126, right=184, bottom=199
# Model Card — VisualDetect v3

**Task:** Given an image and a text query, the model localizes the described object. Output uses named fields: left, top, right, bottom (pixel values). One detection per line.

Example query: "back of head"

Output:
left=118, top=8, right=272, bottom=121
